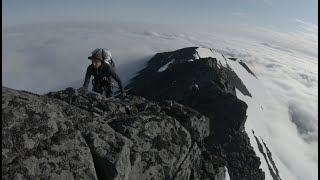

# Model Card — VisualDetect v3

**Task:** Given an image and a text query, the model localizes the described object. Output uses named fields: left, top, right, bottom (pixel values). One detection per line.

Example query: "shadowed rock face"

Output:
left=2, top=47, right=264, bottom=180
left=128, top=47, right=264, bottom=179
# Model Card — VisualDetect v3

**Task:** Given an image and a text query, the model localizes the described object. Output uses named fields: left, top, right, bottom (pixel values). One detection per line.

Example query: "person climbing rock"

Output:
left=81, top=48, right=126, bottom=97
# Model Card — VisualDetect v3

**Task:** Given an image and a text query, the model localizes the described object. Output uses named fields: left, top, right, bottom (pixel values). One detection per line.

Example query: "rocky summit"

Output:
left=2, top=47, right=265, bottom=180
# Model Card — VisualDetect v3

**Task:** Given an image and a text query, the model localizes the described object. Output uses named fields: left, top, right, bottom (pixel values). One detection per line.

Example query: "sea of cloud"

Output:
left=2, top=21, right=318, bottom=180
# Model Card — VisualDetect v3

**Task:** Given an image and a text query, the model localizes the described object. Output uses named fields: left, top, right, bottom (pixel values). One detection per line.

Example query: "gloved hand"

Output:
left=121, top=92, right=127, bottom=98
left=80, top=87, right=88, bottom=95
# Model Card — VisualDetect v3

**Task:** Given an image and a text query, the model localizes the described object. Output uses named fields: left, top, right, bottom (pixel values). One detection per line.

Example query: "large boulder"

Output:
left=108, top=111, right=193, bottom=180
left=2, top=87, right=98, bottom=180
left=3, top=86, right=227, bottom=180
left=160, top=100, right=210, bottom=142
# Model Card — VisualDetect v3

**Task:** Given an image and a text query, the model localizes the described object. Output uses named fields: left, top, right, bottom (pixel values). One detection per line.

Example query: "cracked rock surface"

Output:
left=3, top=86, right=223, bottom=180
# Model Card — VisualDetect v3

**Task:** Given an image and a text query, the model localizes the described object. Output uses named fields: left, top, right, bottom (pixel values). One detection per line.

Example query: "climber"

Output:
left=81, top=48, right=126, bottom=97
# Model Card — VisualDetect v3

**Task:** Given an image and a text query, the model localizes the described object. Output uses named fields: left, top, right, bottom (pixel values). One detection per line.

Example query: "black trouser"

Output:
left=92, top=79, right=113, bottom=97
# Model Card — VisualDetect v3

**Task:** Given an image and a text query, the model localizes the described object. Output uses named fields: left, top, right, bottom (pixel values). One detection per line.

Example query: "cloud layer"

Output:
left=3, top=21, right=318, bottom=180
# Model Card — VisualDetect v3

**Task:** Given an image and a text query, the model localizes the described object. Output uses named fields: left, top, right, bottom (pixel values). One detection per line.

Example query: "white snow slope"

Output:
left=195, top=47, right=317, bottom=180
left=224, top=166, right=231, bottom=180
left=3, top=22, right=317, bottom=180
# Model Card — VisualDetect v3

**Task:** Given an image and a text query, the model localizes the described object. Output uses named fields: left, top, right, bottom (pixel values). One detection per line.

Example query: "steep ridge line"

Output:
left=128, top=47, right=265, bottom=179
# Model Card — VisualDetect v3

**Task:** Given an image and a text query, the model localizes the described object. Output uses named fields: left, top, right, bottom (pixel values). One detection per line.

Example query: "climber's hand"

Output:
left=121, top=92, right=127, bottom=98
left=79, top=87, right=88, bottom=95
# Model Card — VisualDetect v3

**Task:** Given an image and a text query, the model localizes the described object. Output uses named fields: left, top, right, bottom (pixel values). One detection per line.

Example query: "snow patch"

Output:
left=236, top=89, right=276, bottom=180
left=211, top=49, right=228, bottom=67
left=195, top=47, right=229, bottom=68
left=158, top=59, right=175, bottom=72
left=196, top=47, right=215, bottom=58
left=167, top=55, right=173, bottom=59
left=224, top=166, right=231, bottom=180
left=193, top=53, right=200, bottom=59
left=260, top=136, right=277, bottom=174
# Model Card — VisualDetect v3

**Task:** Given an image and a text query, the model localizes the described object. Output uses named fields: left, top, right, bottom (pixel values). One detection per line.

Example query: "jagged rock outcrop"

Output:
left=3, top=86, right=227, bottom=180
left=2, top=87, right=98, bottom=180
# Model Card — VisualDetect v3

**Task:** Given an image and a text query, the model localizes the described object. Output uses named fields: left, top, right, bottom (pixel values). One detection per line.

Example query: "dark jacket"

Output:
left=83, top=62, right=125, bottom=93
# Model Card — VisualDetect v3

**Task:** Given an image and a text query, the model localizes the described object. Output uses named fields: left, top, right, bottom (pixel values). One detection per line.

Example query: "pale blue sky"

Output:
left=3, top=0, right=318, bottom=30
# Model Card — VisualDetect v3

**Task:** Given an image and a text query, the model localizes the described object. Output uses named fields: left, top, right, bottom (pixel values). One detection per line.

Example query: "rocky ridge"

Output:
left=2, top=47, right=265, bottom=180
